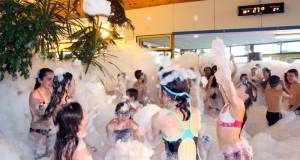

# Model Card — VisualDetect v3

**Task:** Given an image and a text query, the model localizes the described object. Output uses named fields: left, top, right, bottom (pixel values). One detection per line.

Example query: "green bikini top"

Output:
left=162, top=107, right=198, bottom=142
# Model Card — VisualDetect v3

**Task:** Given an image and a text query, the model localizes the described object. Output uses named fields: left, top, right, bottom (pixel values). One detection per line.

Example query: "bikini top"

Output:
left=162, top=107, right=198, bottom=142
left=114, top=119, right=132, bottom=142
left=37, top=89, right=52, bottom=111
left=217, top=103, right=243, bottom=128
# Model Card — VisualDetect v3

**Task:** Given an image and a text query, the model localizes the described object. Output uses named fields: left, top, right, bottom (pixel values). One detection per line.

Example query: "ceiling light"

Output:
left=275, top=34, right=300, bottom=39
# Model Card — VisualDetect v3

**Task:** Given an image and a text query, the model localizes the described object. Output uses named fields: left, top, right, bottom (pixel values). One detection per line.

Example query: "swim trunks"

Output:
left=266, top=111, right=282, bottom=126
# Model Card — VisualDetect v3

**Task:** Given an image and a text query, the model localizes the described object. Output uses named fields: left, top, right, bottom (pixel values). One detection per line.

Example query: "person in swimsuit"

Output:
left=115, top=72, right=128, bottom=103
left=250, top=67, right=260, bottom=84
left=204, top=76, right=224, bottom=117
left=258, top=67, right=271, bottom=92
left=147, top=70, right=205, bottom=160
left=133, top=70, right=147, bottom=106
left=29, top=68, right=54, bottom=159
left=106, top=102, right=139, bottom=147
left=240, top=74, right=248, bottom=82
left=126, top=88, right=143, bottom=119
left=51, top=102, right=92, bottom=160
left=265, top=76, right=292, bottom=126
left=42, top=69, right=97, bottom=154
left=286, top=69, right=300, bottom=115
left=211, top=39, right=258, bottom=160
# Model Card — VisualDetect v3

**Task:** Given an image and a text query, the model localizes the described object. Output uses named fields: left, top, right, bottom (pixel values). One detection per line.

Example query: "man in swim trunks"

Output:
left=265, top=76, right=292, bottom=126
left=287, top=69, right=300, bottom=115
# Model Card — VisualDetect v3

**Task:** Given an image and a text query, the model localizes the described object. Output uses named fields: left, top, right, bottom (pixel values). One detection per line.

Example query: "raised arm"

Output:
left=210, top=38, right=243, bottom=109
left=197, top=54, right=204, bottom=77
left=230, top=54, right=237, bottom=80
left=281, top=81, right=292, bottom=99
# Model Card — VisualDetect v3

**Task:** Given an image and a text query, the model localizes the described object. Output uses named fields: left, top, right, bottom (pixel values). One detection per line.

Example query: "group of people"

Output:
left=28, top=52, right=299, bottom=160
left=29, top=68, right=94, bottom=160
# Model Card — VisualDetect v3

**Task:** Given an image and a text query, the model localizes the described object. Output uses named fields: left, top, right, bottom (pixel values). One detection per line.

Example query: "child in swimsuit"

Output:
left=286, top=69, right=300, bottom=115
left=29, top=68, right=54, bottom=159
left=265, top=76, right=292, bottom=126
left=125, top=88, right=143, bottom=119
left=133, top=70, right=147, bottom=106
left=106, top=102, right=139, bottom=147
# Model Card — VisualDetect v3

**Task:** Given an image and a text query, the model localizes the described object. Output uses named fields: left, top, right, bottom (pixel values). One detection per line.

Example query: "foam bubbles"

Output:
left=83, top=0, right=111, bottom=16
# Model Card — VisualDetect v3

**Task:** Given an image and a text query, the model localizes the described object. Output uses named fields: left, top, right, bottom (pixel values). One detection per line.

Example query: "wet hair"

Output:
left=134, top=70, right=143, bottom=79
left=287, top=69, right=298, bottom=77
left=240, top=74, right=248, bottom=81
left=211, top=76, right=218, bottom=88
left=34, top=68, right=53, bottom=90
left=269, top=75, right=280, bottom=88
left=262, top=67, right=272, bottom=76
left=42, top=72, right=73, bottom=120
left=54, top=102, right=83, bottom=160
left=115, top=102, right=127, bottom=112
left=160, top=71, right=190, bottom=121
left=159, top=66, right=164, bottom=71
left=242, top=82, right=257, bottom=130
left=251, top=67, right=258, bottom=71
left=284, top=73, right=289, bottom=83
left=255, top=64, right=261, bottom=68
left=117, top=72, right=126, bottom=77
left=126, top=88, right=138, bottom=101
left=211, top=65, right=217, bottom=74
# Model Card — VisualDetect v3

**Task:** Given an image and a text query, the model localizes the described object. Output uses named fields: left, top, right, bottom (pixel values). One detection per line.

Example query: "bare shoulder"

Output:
left=72, top=147, right=89, bottom=160
left=107, top=119, right=116, bottom=126
left=191, top=108, right=200, bottom=119
left=29, top=90, right=38, bottom=99
left=153, top=109, right=169, bottom=124
left=129, top=119, right=138, bottom=126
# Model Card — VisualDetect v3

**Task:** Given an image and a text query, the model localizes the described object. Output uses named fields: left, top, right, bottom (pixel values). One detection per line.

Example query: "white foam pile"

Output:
left=83, top=0, right=111, bottom=16
left=0, top=39, right=300, bottom=160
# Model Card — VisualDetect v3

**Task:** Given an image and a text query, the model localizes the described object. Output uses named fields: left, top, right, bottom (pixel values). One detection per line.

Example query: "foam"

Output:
left=83, top=0, right=111, bottom=16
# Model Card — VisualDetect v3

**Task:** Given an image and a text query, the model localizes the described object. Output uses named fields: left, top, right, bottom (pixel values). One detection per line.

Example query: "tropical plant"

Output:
left=0, top=0, right=81, bottom=81
left=66, top=0, right=135, bottom=83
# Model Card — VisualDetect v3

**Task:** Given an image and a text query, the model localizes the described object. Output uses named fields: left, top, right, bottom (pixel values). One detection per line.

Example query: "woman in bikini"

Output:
left=210, top=39, right=258, bottom=160
left=106, top=102, right=139, bottom=147
left=147, top=70, right=205, bottom=160
left=29, top=68, right=54, bottom=159
left=51, top=102, right=92, bottom=160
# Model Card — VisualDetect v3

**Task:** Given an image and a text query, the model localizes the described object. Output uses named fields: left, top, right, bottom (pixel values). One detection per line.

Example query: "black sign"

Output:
left=238, top=2, right=284, bottom=16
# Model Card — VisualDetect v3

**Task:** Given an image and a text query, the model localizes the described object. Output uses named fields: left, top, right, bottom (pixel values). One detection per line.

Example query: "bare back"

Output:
left=133, top=82, right=146, bottom=101
left=265, top=88, right=284, bottom=112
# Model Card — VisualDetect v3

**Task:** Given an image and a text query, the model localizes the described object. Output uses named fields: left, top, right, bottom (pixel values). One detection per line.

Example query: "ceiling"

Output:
left=122, top=0, right=203, bottom=10
left=174, top=29, right=300, bottom=49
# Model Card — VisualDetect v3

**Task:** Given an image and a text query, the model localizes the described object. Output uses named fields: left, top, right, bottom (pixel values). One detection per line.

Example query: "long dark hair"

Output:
left=54, top=102, right=83, bottom=160
left=161, top=71, right=190, bottom=121
left=211, top=76, right=218, bottom=88
left=34, top=68, right=53, bottom=90
left=42, top=72, right=73, bottom=120
left=241, top=82, right=257, bottom=130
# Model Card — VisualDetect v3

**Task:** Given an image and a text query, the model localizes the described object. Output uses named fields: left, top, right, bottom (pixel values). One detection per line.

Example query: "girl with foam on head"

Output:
left=106, top=102, right=140, bottom=147
left=147, top=70, right=205, bottom=160
left=42, top=68, right=75, bottom=122
left=29, top=68, right=54, bottom=159
left=51, top=102, right=92, bottom=160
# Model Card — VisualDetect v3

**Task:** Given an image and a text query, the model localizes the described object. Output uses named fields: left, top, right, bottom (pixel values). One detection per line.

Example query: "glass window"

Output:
left=231, top=46, right=250, bottom=56
left=254, top=44, right=280, bottom=54
left=262, top=56, right=280, bottom=62
left=282, top=41, right=300, bottom=53
left=234, top=56, right=248, bottom=64
left=284, top=56, right=300, bottom=64
left=198, top=47, right=230, bottom=55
